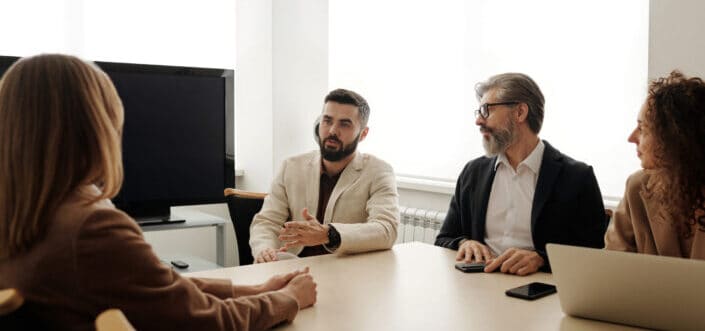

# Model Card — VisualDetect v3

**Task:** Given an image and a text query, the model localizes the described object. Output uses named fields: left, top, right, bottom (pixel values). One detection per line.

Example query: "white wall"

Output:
left=398, top=188, right=452, bottom=213
left=272, top=0, right=328, bottom=166
left=236, top=0, right=275, bottom=192
left=649, top=0, right=705, bottom=79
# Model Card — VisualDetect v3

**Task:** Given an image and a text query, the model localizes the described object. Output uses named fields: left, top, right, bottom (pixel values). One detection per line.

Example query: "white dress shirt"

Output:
left=484, top=140, right=545, bottom=256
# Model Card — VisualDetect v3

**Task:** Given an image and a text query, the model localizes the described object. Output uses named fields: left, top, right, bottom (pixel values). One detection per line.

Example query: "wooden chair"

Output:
left=95, top=309, right=135, bottom=331
left=1, top=288, right=133, bottom=331
left=224, top=188, right=267, bottom=265
left=0, top=288, right=28, bottom=330
left=0, top=288, right=50, bottom=330
left=605, top=208, right=614, bottom=226
left=0, top=289, right=23, bottom=316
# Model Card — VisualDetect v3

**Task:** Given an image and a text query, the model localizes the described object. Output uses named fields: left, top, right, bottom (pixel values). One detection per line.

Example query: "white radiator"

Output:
left=395, top=206, right=446, bottom=244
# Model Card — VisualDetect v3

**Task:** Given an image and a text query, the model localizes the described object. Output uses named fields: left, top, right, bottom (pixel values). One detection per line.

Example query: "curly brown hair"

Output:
left=644, top=71, right=705, bottom=231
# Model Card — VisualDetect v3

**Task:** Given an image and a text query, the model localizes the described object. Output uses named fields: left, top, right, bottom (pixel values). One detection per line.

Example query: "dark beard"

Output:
left=319, top=133, right=360, bottom=162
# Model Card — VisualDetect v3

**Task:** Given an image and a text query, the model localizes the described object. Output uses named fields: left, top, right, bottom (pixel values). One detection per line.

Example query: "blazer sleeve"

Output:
left=75, top=209, right=298, bottom=331
left=540, top=166, right=606, bottom=272
left=435, top=163, right=471, bottom=250
left=574, top=166, right=608, bottom=249
left=249, top=160, right=291, bottom=258
left=604, top=174, right=640, bottom=252
left=332, top=165, right=400, bottom=254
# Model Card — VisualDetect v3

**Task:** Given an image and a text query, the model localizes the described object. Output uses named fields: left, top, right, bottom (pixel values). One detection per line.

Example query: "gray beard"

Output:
left=482, top=119, right=515, bottom=157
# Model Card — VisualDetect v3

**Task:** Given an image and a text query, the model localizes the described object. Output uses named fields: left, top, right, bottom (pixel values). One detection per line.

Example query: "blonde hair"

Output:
left=0, top=54, right=124, bottom=258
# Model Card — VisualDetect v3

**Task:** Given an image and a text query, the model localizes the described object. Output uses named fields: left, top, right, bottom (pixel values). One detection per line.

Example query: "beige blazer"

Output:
left=249, top=151, right=400, bottom=258
left=605, top=170, right=705, bottom=259
left=0, top=186, right=298, bottom=331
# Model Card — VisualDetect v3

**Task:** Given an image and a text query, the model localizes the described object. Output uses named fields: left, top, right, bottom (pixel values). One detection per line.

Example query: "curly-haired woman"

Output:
left=605, top=71, right=705, bottom=258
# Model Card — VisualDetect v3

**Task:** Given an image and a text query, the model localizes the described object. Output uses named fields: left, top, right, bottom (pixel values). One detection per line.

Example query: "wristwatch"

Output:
left=326, top=224, right=341, bottom=250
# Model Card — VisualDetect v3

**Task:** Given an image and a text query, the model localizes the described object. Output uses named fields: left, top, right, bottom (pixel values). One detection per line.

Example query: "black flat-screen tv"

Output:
left=0, top=55, right=235, bottom=223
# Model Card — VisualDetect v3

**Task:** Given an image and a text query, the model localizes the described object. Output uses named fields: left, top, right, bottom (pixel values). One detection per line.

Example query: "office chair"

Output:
left=224, top=188, right=267, bottom=265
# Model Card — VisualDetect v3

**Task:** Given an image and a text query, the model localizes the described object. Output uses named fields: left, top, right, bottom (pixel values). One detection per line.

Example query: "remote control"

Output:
left=170, top=260, right=189, bottom=269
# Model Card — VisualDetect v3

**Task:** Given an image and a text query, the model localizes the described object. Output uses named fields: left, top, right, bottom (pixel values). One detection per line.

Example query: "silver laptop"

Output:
left=547, top=243, right=705, bottom=331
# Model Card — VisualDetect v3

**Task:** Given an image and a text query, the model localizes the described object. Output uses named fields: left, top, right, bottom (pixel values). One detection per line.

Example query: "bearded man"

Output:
left=250, top=89, right=399, bottom=263
left=435, top=73, right=607, bottom=275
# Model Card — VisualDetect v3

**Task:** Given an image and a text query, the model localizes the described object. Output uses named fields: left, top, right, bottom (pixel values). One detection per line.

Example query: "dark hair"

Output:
left=324, top=88, right=370, bottom=127
left=644, top=70, right=705, bottom=233
left=475, top=73, right=545, bottom=134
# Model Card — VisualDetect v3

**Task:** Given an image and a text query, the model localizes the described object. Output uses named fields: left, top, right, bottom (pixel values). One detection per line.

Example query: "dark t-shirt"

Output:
left=299, top=172, right=341, bottom=257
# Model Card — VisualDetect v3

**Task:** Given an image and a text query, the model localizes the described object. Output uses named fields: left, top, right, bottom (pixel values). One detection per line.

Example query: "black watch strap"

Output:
left=327, top=224, right=341, bottom=250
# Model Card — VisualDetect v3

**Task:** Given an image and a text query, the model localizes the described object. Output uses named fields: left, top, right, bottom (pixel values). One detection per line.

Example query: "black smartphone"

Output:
left=505, top=282, right=557, bottom=300
left=454, top=262, right=487, bottom=273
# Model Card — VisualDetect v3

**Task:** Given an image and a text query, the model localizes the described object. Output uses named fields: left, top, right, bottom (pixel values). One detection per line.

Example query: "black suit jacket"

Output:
left=435, top=141, right=607, bottom=271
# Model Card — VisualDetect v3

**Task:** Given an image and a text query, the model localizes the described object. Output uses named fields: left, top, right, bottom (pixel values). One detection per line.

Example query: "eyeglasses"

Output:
left=474, top=102, right=519, bottom=119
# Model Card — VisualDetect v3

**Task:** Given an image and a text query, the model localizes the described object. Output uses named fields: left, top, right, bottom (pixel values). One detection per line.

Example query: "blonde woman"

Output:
left=0, top=54, right=316, bottom=330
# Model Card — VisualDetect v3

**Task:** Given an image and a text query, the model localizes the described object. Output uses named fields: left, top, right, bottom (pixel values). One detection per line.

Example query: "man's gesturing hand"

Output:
left=279, top=208, right=329, bottom=251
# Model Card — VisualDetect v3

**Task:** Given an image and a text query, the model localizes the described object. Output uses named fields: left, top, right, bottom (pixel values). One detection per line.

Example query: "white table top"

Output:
left=186, top=242, right=645, bottom=331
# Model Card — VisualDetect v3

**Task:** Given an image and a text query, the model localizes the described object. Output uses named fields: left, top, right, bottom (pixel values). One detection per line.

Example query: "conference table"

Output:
left=186, top=242, right=644, bottom=330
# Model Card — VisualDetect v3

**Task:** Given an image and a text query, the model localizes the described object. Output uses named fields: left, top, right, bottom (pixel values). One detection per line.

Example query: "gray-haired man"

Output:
left=435, top=73, right=607, bottom=275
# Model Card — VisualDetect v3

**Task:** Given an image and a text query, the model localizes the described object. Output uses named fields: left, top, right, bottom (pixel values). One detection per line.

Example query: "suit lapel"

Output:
left=476, top=158, right=497, bottom=239
left=324, top=152, right=363, bottom=222
left=305, top=152, right=321, bottom=220
left=531, top=141, right=562, bottom=229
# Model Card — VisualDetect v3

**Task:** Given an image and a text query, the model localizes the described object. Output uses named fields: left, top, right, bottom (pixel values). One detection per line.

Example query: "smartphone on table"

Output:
left=454, top=262, right=487, bottom=273
left=505, top=282, right=557, bottom=300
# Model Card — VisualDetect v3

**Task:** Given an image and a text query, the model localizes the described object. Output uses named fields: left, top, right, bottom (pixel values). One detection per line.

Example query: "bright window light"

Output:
left=329, top=0, right=648, bottom=198
left=82, top=0, right=236, bottom=69
left=0, top=1, right=72, bottom=56
left=0, top=0, right=235, bottom=69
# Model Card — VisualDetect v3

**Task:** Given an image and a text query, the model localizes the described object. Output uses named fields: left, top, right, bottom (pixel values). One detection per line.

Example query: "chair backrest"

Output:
left=224, top=188, right=267, bottom=266
left=0, top=288, right=41, bottom=330
left=605, top=208, right=613, bottom=224
left=0, top=288, right=134, bottom=330
left=0, top=289, right=24, bottom=316
left=95, top=309, right=135, bottom=331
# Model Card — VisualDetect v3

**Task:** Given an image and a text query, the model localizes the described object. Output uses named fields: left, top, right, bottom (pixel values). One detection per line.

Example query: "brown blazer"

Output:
left=605, top=170, right=705, bottom=259
left=0, top=186, right=298, bottom=331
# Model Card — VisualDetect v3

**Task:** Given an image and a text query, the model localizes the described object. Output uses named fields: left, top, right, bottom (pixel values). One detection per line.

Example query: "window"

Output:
left=0, top=0, right=235, bottom=69
left=329, top=0, right=648, bottom=198
left=82, top=0, right=235, bottom=68
left=0, top=1, right=73, bottom=56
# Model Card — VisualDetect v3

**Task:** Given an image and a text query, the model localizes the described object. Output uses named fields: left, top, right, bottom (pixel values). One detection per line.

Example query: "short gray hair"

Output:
left=475, top=73, right=545, bottom=134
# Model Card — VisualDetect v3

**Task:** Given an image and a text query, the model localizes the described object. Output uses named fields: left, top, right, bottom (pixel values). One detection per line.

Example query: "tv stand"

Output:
left=136, top=217, right=186, bottom=226
left=139, top=209, right=227, bottom=266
